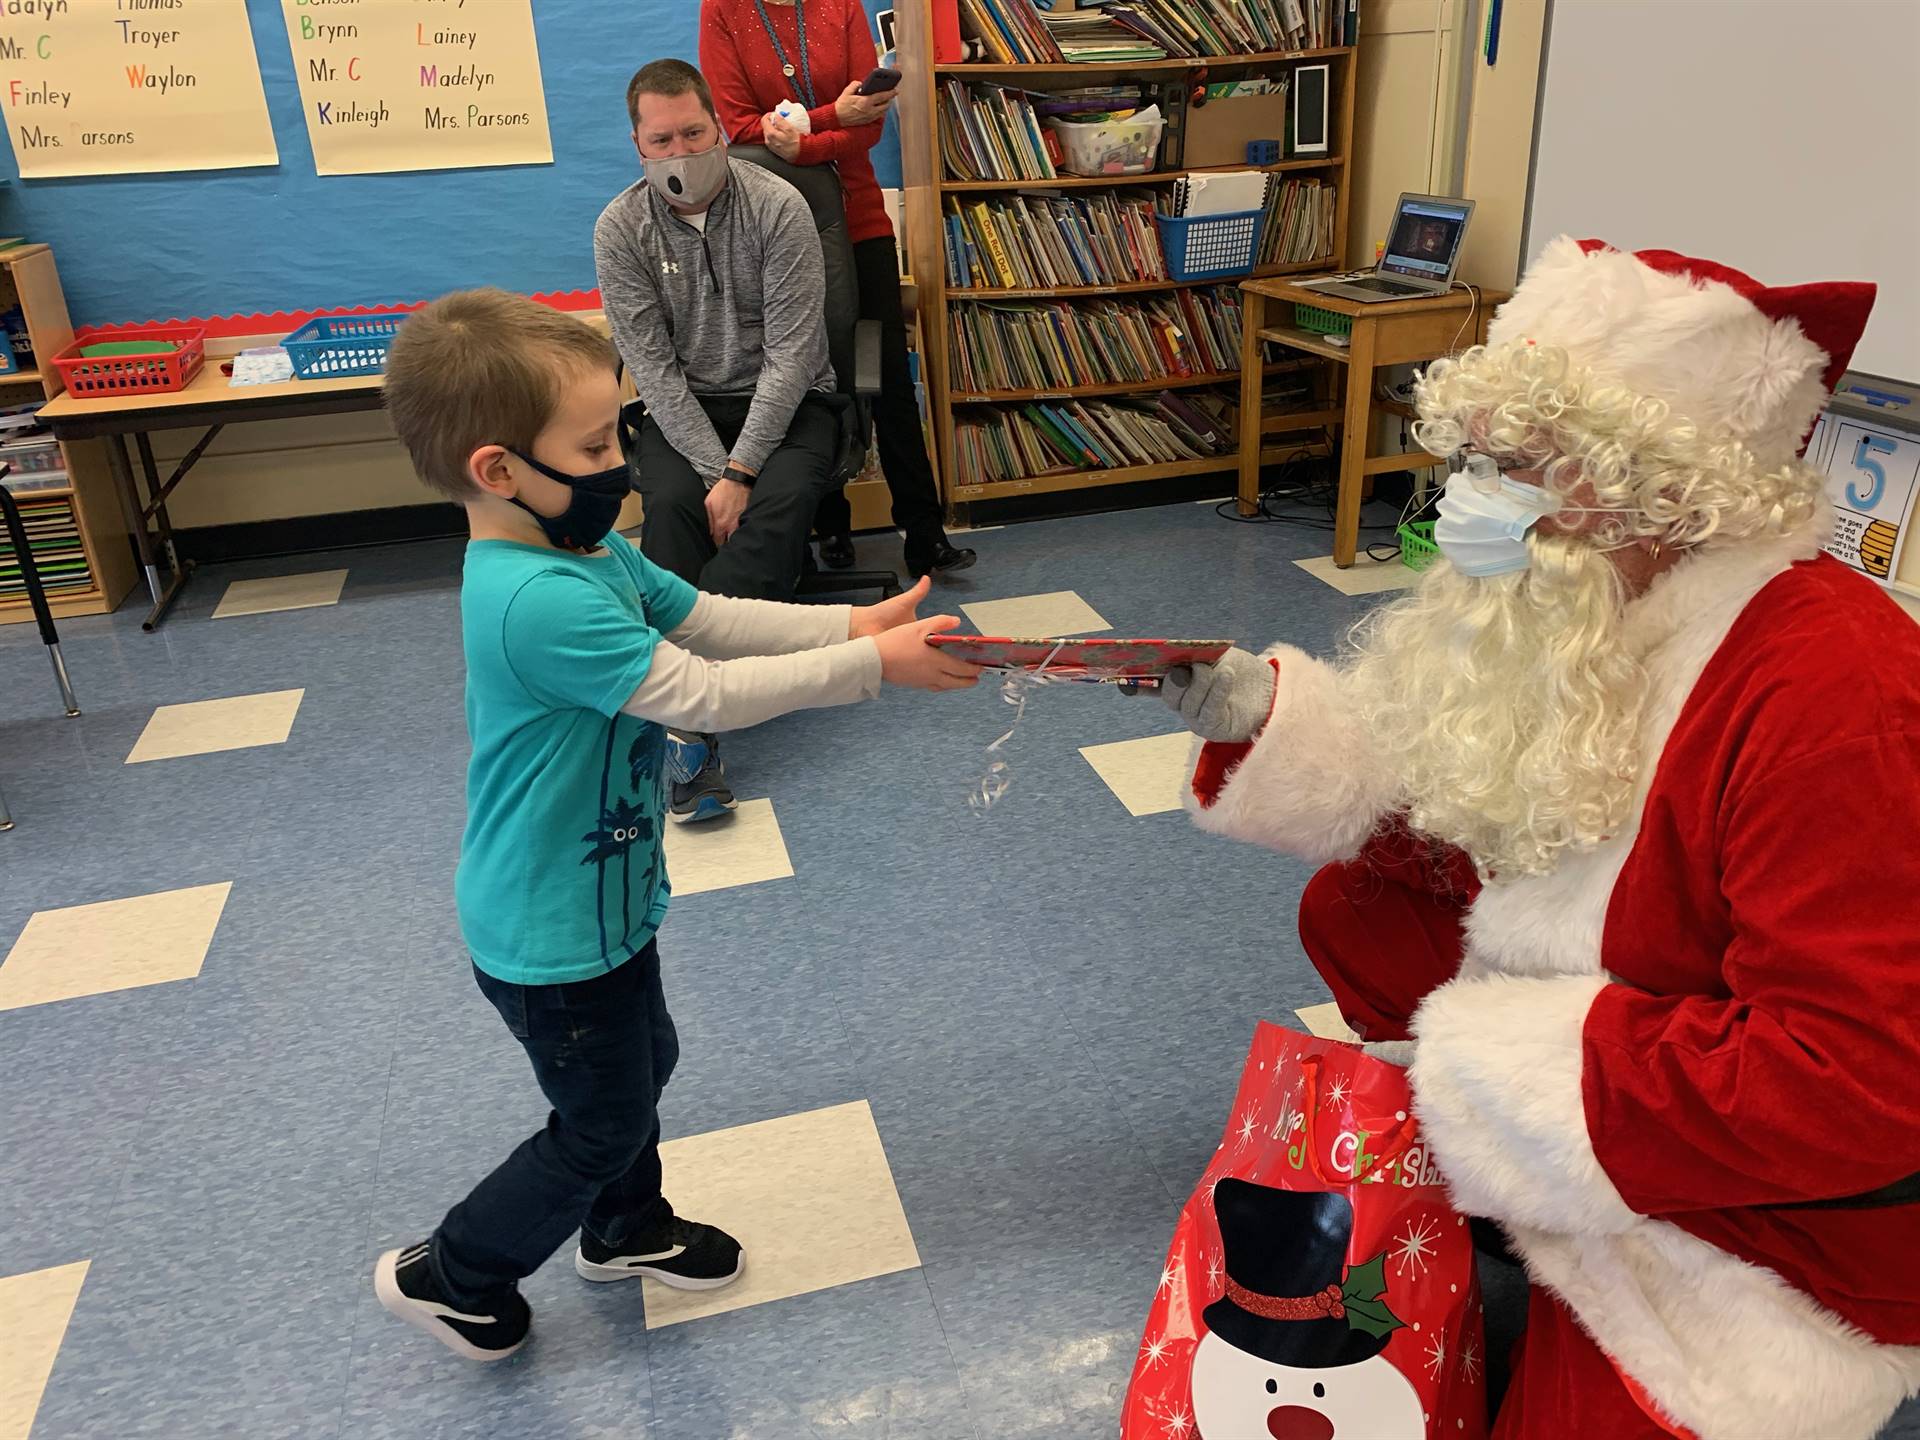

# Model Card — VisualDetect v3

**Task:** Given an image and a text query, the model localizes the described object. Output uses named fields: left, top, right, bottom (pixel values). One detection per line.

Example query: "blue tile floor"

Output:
left=3, top=501, right=1915, bottom=1439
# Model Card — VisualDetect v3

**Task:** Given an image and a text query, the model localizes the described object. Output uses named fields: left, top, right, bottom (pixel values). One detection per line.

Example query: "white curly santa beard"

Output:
left=1346, top=533, right=1649, bottom=881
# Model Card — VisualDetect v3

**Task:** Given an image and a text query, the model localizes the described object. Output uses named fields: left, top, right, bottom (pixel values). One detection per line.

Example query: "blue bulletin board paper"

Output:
left=0, top=0, right=900, bottom=329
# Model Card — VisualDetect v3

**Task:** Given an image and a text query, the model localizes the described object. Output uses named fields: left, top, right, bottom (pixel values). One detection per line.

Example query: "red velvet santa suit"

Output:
left=1185, top=242, right=1920, bottom=1440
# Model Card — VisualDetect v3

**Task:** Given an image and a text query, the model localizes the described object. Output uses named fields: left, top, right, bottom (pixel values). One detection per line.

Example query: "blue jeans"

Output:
left=431, top=940, right=678, bottom=1306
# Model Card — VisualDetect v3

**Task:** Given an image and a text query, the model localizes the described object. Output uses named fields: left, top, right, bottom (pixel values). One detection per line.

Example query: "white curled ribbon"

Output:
left=967, top=640, right=1068, bottom=814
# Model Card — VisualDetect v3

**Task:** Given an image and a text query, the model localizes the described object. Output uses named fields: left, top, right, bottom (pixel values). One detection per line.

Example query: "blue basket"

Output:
left=281, top=312, right=408, bottom=379
left=1154, top=209, right=1265, bottom=282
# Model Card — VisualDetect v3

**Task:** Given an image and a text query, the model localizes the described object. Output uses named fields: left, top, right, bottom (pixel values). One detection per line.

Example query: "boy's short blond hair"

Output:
left=384, top=288, right=617, bottom=501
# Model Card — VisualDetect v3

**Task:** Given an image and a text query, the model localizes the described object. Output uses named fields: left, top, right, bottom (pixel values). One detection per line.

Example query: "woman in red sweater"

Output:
left=701, top=0, right=975, bottom=579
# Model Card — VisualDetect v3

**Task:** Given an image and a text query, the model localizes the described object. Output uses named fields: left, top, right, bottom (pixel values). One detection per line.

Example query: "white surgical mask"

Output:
left=643, top=136, right=728, bottom=211
left=1433, top=453, right=1612, bottom=577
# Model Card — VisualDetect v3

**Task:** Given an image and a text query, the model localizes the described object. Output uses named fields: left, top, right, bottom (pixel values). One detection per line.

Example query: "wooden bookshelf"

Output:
left=934, top=45, right=1354, bottom=75
left=897, top=2, right=1360, bottom=516
left=0, top=244, right=134, bottom=625
left=952, top=359, right=1316, bottom=404
left=949, top=443, right=1322, bottom=503
left=939, top=156, right=1344, bottom=193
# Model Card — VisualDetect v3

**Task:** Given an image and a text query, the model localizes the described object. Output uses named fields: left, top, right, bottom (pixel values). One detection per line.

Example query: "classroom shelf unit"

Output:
left=0, top=244, right=133, bottom=625
left=896, top=1, right=1359, bottom=510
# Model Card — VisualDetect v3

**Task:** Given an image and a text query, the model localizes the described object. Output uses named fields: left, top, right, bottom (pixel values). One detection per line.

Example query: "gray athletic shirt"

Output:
left=593, top=159, right=835, bottom=485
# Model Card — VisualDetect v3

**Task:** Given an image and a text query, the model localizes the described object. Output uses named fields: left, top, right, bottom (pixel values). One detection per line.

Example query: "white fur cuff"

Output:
left=1411, top=972, right=1639, bottom=1235
left=1181, top=645, right=1395, bottom=863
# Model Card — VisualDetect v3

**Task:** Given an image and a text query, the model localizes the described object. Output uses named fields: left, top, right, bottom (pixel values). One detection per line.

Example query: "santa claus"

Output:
left=1162, top=238, right=1920, bottom=1439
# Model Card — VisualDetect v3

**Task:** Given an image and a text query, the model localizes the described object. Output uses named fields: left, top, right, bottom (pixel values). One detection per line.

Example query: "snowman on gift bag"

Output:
left=1191, top=1181, right=1424, bottom=1439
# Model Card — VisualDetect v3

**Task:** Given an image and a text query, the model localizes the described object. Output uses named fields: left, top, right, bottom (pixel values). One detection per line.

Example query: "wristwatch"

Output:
left=721, top=462, right=756, bottom=488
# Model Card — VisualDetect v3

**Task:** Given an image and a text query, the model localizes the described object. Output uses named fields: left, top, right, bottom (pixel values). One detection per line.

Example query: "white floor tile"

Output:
left=960, top=590, right=1110, bottom=637
left=0, top=883, right=232, bottom=1012
left=1293, top=553, right=1420, bottom=596
left=0, top=1261, right=88, bottom=1440
left=125, top=689, right=305, bottom=765
left=645, top=1101, right=920, bottom=1329
left=1079, top=731, right=1194, bottom=816
left=1295, top=1002, right=1361, bottom=1043
left=211, top=569, right=348, bottom=618
left=661, top=797, right=793, bottom=896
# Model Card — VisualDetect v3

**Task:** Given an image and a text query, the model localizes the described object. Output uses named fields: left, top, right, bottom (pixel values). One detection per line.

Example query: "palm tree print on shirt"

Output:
left=582, top=795, right=654, bottom=952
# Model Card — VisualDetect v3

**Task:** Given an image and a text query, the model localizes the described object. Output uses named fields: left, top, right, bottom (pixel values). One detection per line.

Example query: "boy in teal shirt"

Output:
left=374, top=288, right=980, bottom=1360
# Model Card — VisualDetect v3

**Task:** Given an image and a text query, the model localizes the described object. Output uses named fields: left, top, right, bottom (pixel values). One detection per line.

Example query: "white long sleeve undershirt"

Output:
left=619, top=591, right=881, bottom=732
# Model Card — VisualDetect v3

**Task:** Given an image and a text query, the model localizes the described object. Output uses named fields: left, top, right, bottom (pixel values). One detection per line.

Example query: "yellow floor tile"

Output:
left=125, top=689, right=305, bottom=765
left=1295, top=1002, right=1361, bottom=1043
left=0, top=882, right=232, bottom=1012
left=646, top=1101, right=920, bottom=1329
left=0, top=1260, right=88, bottom=1440
left=959, top=590, right=1110, bottom=638
left=1293, top=553, right=1419, bottom=596
left=1079, top=731, right=1194, bottom=816
left=661, top=797, right=793, bottom=897
left=211, top=569, right=348, bottom=618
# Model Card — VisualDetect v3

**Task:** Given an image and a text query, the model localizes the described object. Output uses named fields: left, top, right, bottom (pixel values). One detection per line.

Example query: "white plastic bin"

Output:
left=1044, top=114, right=1164, bottom=177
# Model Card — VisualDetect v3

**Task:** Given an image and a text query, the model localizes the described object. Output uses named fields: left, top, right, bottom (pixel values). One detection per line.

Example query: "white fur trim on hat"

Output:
left=1488, top=236, right=1833, bottom=468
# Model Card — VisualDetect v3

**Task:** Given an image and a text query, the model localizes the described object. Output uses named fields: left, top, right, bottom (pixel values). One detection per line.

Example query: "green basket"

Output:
left=1293, top=302, right=1353, bottom=337
left=1398, top=519, right=1438, bottom=571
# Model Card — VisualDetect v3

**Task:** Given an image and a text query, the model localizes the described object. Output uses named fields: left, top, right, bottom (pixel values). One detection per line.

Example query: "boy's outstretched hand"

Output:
left=850, top=575, right=932, bottom=641
left=873, top=614, right=984, bottom=691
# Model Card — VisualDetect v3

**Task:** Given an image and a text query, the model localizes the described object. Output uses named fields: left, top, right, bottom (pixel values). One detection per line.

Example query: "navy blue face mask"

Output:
left=507, top=448, right=629, bottom=552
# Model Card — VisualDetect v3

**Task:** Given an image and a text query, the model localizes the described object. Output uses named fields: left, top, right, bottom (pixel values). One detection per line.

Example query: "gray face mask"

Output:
left=643, top=137, right=728, bottom=210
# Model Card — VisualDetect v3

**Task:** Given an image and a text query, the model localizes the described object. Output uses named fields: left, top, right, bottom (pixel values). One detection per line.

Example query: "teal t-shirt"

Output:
left=456, top=534, right=698, bottom=985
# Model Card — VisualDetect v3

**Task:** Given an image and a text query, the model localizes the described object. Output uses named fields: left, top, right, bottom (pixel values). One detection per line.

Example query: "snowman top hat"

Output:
left=1203, top=1181, right=1403, bottom=1369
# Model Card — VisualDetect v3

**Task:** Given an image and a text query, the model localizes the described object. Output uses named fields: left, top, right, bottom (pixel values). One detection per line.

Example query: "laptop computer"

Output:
left=1298, top=193, right=1475, bottom=303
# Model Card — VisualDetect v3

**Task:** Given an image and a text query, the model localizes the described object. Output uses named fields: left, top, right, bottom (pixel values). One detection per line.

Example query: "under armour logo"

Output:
left=661, top=259, right=681, bottom=275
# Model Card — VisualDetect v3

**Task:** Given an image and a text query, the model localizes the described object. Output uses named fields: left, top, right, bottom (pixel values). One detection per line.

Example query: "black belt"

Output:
left=1767, top=1171, right=1920, bottom=1212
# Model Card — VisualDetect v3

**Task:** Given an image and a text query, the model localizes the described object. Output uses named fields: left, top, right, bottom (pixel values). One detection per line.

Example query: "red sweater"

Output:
left=699, top=0, right=894, bottom=245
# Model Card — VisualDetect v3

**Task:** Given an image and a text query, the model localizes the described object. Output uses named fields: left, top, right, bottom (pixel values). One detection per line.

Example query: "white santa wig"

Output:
left=1346, top=238, right=1875, bottom=879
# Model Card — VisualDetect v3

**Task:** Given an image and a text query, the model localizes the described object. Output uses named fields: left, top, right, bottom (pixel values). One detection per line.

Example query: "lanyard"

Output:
left=751, top=0, right=815, bottom=110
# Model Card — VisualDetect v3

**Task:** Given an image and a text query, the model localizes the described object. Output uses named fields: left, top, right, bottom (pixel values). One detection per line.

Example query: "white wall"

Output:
left=1528, top=0, right=1919, bottom=381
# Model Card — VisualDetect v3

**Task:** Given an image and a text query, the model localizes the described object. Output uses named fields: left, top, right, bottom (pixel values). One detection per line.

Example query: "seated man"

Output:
left=594, top=57, right=837, bottom=821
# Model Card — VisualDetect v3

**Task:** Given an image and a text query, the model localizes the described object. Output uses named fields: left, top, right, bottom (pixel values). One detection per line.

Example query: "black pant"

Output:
left=816, top=237, right=945, bottom=545
left=431, top=942, right=677, bottom=1306
left=636, top=393, right=838, bottom=600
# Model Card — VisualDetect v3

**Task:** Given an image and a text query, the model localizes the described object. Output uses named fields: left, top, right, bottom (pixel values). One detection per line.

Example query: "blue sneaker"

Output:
left=667, top=731, right=736, bottom=824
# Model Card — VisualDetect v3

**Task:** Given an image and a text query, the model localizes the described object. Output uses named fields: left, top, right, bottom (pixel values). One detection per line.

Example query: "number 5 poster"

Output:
left=1810, top=412, right=1920, bottom=585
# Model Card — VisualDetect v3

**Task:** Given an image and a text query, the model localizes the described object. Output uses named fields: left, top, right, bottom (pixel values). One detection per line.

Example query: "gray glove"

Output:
left=1159, top=646, right=1274, bottom=742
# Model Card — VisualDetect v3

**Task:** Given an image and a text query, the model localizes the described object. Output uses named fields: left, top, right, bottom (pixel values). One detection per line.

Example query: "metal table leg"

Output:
left=0, top=780, right=12, bottom=832
left=105, top=430, right=190, bottom=630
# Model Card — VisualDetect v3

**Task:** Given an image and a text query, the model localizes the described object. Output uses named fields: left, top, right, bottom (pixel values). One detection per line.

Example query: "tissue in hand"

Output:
left=773, top=99, right=813, bottom=134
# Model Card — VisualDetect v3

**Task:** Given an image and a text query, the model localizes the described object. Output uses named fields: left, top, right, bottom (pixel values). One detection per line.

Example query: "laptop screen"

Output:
left=1380, top=199, right=1471, bottom=282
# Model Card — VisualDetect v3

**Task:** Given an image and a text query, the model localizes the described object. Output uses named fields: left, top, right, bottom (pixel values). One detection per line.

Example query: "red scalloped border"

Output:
left=80, top=288, right=604, bottom=340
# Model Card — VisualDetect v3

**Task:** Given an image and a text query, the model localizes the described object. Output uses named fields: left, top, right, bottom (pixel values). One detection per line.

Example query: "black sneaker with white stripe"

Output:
left=574, top=1215, right=744, bottom=1290
left=374, top=1240, right=531, bottom=1362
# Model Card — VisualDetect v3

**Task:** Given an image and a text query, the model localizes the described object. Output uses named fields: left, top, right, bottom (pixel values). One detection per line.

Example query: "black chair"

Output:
left=616, top=146, right=901, bottom=601
left=0, top=468, right=83, bottom=833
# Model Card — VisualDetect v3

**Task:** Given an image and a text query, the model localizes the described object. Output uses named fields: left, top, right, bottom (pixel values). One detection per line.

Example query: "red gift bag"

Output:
left=1122, top=1022, right=1489, bottom=1440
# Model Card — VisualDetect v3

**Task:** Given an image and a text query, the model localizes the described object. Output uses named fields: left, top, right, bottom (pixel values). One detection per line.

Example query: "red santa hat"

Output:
left=1486, top=236, right=1876, bottom=466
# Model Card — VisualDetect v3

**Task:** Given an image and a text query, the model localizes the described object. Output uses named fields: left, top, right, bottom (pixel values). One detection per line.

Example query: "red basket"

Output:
left=49, top=326, right=206, bottom=398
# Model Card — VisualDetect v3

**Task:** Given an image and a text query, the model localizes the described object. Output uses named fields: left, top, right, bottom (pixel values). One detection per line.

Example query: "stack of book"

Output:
left=956, top=0, right=1064, bottom=63
left=948, top=286, right=1248, bottom=394
left=1039, top=7, right=1167, bottom=62
left=0, top=494, right=91, bottom=599
left=1258, top=177, right=1337, bottom=265
left=944, top=190, right=1168, bottom=289
left=0, top=401, right=67, bottom=496
left=940, top=80, right=1060, bottom=183
left=1105, top=0, right=1358, bottom=56
left=954, top=389, right=1237, bottom=485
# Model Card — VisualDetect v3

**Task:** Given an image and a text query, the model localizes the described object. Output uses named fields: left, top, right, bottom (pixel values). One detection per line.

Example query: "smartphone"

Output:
left=856, top=66, right=902, bottom=97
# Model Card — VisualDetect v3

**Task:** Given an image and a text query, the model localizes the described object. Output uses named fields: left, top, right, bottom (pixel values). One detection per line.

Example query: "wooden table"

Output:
left=37, top=363, right=388, bottom=630
left=1235, top=279, right=1503, bottom=566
